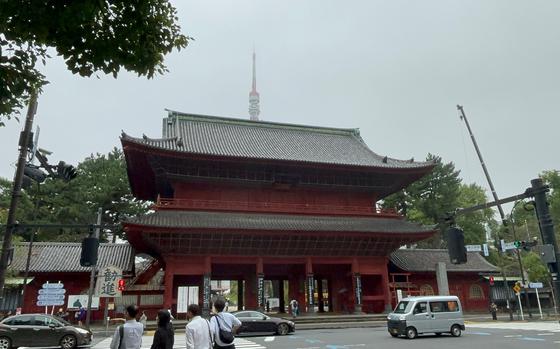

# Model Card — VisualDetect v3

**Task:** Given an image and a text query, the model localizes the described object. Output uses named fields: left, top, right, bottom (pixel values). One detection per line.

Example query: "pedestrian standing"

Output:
left=151, top=309, right=174, bottom=349
left=490, top=302, right=498, bottom=321
left=110, top=305, right=144, bottom=349
left=77, top=307, right=86, bottom=327
left=140, top=311, right=148, bottom=330
left=290, top=299, right=299, bottom=318
left=210, top=297, right=241, bottom=349
left=186, top=304, right=212, bottom=349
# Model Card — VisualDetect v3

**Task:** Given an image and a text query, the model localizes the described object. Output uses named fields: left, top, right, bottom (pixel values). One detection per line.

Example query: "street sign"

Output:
left=38, top=288, right=66, bottom=295
left=466, top=245, right=482, bottom=252
left=95, top=266, right=123, bottom=298
left=502, top=241, right=517, bottom=252
left=37, top=300, right=64, bottom=306
left=529, top=282, right=544, bottom=289
left=37, top=282, right=65, bottom=307
left=513, top=284, right=521, bottom=293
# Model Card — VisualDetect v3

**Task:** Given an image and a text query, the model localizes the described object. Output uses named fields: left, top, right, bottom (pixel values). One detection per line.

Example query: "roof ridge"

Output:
left=166, top=110, right=361, bottom=137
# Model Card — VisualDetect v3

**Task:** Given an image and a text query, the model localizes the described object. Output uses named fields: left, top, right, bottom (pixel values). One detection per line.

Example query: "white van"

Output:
left=386, top=295, right=465, bottom=339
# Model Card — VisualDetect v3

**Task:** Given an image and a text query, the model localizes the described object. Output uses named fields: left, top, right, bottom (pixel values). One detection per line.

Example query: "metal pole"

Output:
left=457, top=105, right=513, bottom=320
left=510, top=201, right=532, bottom=318
left=85, top=208, right=102, bottom=329
left=535, top=287, right=543, bottom=319
left=20, top=181, right=41, bottom=307
left=0, top=94, right=38, bottom=295
left=517, top=292, right=524, bottom=320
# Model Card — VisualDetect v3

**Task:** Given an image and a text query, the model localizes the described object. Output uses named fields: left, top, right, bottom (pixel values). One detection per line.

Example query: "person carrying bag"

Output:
left=209, top=297, right=241, bottom=349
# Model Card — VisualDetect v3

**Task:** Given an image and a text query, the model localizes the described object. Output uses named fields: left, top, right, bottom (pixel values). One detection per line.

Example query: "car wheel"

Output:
left=277, top=323, right=289, bottom=336
left=450, top=325, right=462, bottom=337
left=405, top=327, right=417, bottom=339
left=60, top=335, right=77, bottom=349
left=0, top=337, right=11, bottom=349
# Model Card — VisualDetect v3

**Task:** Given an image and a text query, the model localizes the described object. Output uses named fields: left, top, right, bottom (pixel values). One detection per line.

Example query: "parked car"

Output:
left=0, top=313, right=92, bottom=349
left=386, top=295, right=465, bottom=339
left=232, top=310, right=295, bottom=335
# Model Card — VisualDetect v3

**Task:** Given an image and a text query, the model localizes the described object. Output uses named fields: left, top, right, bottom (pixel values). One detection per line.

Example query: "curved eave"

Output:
left=121, top=135, right=435, bottom=200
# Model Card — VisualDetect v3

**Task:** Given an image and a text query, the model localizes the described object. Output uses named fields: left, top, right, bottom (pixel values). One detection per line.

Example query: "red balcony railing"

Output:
left=155, top=197, right=400, bottom=217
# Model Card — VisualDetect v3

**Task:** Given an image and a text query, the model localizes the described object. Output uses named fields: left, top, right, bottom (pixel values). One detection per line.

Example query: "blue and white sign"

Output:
left=37, top=282, right=65, bottom=307
left=529, top=282, right=544, bottom=289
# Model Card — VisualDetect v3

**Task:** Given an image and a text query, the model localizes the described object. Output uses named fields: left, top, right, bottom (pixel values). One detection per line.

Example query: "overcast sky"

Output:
left=1, top=0, right=558, bottom=209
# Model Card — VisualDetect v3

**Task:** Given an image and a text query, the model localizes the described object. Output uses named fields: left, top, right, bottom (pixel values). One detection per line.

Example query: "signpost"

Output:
left=37, top=282, right=65, bottom=313
left=529, top=282, right=544, bottom=319
left=513, top=282, right=524, bottom=320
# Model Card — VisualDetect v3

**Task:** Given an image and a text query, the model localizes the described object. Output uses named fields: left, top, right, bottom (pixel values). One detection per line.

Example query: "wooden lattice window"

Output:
left=419, top=284, right=435, bottom=296
left=469, top=284, right=484, bottom=299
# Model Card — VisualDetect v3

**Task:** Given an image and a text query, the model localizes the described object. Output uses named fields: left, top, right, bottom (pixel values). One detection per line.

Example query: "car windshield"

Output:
left=393, top=301, right=412, bottom=314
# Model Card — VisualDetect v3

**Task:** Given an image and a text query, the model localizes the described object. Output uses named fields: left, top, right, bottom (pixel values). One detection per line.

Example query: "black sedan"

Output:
left=233, top=311, right=295, bottom=336
left=0, top=314, right=92, bottom=349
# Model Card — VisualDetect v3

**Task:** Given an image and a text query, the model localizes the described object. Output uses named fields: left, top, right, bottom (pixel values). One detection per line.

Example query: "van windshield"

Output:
left=394, top=301, right=411, bottom=314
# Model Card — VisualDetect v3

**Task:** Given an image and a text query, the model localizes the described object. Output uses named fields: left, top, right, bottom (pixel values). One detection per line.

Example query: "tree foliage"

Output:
left=382, top=154, right=496, bottom=248
left=0, top=0, right=191, bottom=124
left=0, top=148, right=149, bottom=242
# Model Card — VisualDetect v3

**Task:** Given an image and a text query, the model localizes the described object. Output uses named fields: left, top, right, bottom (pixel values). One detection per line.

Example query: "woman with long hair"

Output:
left=151, top=309, right=174, bottom=349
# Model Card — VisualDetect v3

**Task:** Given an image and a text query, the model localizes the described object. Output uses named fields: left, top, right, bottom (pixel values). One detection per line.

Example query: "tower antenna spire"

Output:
left=248, top=50, right=260, bottom=121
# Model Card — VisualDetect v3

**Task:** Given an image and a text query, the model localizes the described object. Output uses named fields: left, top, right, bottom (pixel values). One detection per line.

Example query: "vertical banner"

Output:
left=483, top=243, right=489, bottom=257
left=354, top=273, right=362, bottom=306
left=203, top=273, right=211, bottom=314
left=307, top=274, right=315, bottom=306
left=257, top=273, right=265, bottom=308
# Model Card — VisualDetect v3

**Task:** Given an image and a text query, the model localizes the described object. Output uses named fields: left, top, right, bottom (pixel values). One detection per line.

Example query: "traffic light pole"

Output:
left=85, top=208, right=102, bottom=329
left=0, top=94, right=38, bottom=296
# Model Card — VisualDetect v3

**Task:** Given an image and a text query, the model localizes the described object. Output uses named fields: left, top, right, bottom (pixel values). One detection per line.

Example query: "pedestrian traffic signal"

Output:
left=489, top=276, right=495, bottom=286
left=117, top=279, right=125, bottom=291
left=447, top=227, right=467, bottom=264
left=80, top=237, right=99, bottom=267
left=57, top=161, right=77, bottom=182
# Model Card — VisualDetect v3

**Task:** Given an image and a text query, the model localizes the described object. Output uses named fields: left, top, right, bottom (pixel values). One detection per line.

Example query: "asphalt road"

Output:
left=91, top=323, right=560, bottom=349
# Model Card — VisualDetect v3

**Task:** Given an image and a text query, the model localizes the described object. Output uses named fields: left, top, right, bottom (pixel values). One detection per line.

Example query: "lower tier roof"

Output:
left=124, top=210, right=435, bottom=234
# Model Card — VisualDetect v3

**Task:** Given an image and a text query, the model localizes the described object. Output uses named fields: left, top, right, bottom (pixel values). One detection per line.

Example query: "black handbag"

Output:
left=215, top=315, right=235, bottom=344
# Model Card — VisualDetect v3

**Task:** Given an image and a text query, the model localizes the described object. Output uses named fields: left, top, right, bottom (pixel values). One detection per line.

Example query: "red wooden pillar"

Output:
left=352, top=258, right=363, bottom=314
left=163, top=263, right=174, bottom=309
left=382, top=260, right=392, bottom=312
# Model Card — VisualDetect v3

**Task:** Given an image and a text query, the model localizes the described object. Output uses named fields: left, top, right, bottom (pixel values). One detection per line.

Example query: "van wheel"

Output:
left=450, top=325, right=462, bottom=337
left=406, top=327, right=417, bottom=339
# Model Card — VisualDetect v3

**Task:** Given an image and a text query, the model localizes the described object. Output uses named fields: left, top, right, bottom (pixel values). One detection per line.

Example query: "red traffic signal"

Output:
left=489, top=276, right=494, bottom=286
left=118, top=279, right=125, bottom=291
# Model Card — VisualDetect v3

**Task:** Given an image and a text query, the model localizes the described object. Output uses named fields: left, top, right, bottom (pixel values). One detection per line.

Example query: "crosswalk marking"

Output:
left=93, top=335, right=266, bottom=349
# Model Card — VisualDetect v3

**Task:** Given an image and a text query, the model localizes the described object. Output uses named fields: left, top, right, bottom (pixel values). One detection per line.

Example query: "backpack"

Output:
left=214, top=315, right=234, bottom=345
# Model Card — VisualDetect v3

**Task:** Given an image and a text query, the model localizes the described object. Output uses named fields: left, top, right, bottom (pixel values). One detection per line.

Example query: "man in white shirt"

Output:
left=210, top=297, right=241, bottom=349
left=110, top=305, right=144, bottom=349
left=186, top=304, right=212, bottom=349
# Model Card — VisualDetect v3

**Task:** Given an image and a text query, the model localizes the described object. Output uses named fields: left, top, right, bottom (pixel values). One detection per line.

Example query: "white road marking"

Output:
left=264, top=336, right=276, bottom=342
left=538, top=333, right=555, bottom=336
left=504, top=335, right=522, bottom=338
left=92, top=335, right=266, bottom=349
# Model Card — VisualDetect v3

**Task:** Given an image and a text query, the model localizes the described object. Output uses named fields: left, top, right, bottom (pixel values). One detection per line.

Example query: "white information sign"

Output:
left=529, top=282, right=544, bottom=289
left=67, top=295, right=100, bottom=310
left=466, top=245, right=482, bottom=252
left=37, top=282, right=65, bottom=307
left=95, top=265, right=123, bottom=298
left=177, top=286, right=199, bottom=313
left=501, top=240, right=517, bottom=252
left=483, top=243, right=489, bottom=257
left=267, top=298, right=280, bottom=308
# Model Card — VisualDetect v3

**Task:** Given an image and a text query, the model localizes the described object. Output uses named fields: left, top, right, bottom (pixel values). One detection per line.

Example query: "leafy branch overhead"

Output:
left=0, top=0, right=191, bottom=123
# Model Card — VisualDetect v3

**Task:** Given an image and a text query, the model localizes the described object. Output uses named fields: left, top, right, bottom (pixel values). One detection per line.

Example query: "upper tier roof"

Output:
left=121, top=111, right=434, bottom=170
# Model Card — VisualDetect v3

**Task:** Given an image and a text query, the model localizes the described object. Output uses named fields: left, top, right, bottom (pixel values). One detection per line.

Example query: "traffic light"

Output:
left=514, top=240, right=537, bottom=251
left=118, top=279, right=125, bottom=291
left=447, top=227, right=467, bottom=264
left=23, top=164, right=47, bottom=184
left=80, top=237, right=99, bottom=267
left=57, top=161, right=77, bottom=182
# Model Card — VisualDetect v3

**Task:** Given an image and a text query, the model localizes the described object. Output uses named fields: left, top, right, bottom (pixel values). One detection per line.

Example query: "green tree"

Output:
left=383, top=154, right=462, bottom=248
left=522, top=252, right=550, bottom=283
left=0, top=0, right=191, bottom=123
left=455, top=183, right=495, bottom=245
left=0, top=148, right=148, bottom=242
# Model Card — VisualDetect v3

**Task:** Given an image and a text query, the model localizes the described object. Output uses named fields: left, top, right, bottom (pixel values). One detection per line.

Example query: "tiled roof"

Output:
left=390, top=249, right=498, bottom=273
left=10, top=242, right=135, bottom=273
left=121, top=111, right=434, bottom=169
left=124, top=210, right=434, bottom=234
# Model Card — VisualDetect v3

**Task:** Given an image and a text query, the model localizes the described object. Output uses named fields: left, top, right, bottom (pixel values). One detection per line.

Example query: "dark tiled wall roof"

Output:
left=390, top=248, right=498, bottom=273
left=10, top=242, right=135, bottom=273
